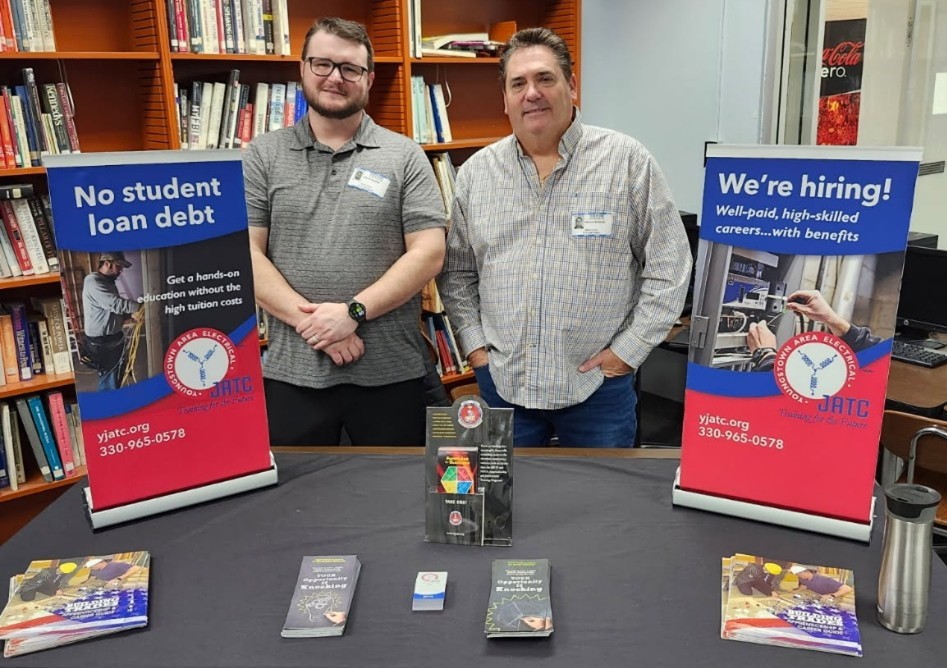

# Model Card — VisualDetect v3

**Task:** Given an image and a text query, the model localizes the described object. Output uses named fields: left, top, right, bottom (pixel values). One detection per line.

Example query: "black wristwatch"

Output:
left=347, top=299, right=368, bottom=323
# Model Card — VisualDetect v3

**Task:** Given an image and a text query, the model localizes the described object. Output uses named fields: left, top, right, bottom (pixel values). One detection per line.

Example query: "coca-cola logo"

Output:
left=822, top=41, right=863, bottom=67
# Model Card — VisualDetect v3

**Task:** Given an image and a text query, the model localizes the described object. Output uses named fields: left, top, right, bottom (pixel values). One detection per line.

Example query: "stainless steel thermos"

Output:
left=877, top=483, right=941, bottom=634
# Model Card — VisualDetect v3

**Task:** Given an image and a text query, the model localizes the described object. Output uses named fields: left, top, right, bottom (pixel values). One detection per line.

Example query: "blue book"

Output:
left=9, top=302, right=33, bottom=381
left=8, top=0, right=25, bottom=51
left=428, top=84, right=445, bottom=144
left=13, top=85, right=39, bottom=166
left=26, top=394, right=63, bottom=480
left=0, top=432, right=9, bottom=488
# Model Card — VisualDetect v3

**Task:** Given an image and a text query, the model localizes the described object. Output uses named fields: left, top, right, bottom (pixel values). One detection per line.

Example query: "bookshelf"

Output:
left=0, top=0, right=582, bottom=525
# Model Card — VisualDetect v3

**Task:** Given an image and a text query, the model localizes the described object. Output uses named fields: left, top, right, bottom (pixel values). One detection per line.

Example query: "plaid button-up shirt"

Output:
left=439, top=111, right=691, bottom=409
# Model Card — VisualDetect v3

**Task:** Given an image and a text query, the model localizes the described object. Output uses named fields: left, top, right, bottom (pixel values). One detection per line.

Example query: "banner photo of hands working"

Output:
left=678, top=145, right=921, bottom=531
left=44, top=151, right=272, bottom=516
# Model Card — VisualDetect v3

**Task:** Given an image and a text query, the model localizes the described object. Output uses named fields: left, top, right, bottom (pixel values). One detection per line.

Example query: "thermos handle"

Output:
left=907, top=426, right=947, bottom=485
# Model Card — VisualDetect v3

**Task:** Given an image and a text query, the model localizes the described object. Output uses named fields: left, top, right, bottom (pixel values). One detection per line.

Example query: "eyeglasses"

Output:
left=304, top=58, right=369, bottom=82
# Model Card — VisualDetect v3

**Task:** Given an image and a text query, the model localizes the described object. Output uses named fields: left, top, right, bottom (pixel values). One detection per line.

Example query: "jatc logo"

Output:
left=164, top=328, right=237, bottom=396
left=773, top=331, right=858, bottom=403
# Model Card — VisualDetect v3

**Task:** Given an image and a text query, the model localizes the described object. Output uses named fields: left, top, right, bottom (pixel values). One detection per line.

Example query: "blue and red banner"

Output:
left=45, top=151, right=271, bottom=511
left=679, top=145, right=921, bottom=524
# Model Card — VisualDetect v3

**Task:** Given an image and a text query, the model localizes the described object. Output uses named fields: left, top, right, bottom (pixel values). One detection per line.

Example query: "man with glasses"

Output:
left=439, top=28, right=691, bottom=447
left=243, top=17, right=446, bottom=445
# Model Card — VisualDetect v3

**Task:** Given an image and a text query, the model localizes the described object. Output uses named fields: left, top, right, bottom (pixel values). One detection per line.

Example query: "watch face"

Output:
left=348, top=301, right=367, bottom=322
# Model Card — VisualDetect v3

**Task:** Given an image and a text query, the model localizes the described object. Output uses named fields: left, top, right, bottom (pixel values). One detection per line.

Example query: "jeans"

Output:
left=473, top=366, right=637, bottom=447
left=98, top=365, right=121, bottom=391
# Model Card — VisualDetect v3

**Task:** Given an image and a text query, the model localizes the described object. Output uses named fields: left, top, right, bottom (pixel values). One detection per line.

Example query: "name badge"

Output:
left=571, top=212, right=613, bottom=237
left=348, top=168, right=390, bottom=198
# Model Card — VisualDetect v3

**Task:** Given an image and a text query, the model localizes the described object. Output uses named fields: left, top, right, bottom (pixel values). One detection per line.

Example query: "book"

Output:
left=421, top=32, right=489, bottom=50
left=2, top=402, right=25, bottom=484
left=12, top=397, right=47, bottom=483
left=721, top=553, right=862, bottom=657
left=281, top=555, right=361, bottom=638
left=26, top=393, right=63, bottom=479
left=484, top=559, right=553, bottom=638
left=46, top=391, right=76, bottom=477
left=0, top=184, right=33, bottom=200
left=0, top=430, right=8, bottom=488
left=0, top=551, right=150, bottom=655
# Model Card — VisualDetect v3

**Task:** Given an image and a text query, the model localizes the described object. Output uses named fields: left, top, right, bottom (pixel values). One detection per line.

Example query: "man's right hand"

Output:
left=747, top=320, right=777, bottom=351
left=786, top=289, right=850, bottom=335
left=467, top=347, right=489, bottom=369
left=320, top=332, right=365, bottom=366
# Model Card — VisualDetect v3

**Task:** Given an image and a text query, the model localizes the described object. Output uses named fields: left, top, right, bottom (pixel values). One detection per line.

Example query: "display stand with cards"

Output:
left=424, top=396, right=514, bottom=546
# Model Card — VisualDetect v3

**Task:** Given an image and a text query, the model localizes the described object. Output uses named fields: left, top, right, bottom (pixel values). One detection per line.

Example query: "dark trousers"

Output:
left=263, top=378, right=426, bottom=446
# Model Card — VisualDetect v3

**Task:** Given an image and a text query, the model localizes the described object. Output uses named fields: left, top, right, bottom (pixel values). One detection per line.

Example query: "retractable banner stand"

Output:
left=674, top=145, right=921, bottom=542
left=44, top=151, right=276, bottom=528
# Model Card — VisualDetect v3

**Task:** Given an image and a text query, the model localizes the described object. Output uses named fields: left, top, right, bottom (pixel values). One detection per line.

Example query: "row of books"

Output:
left=411, top=77, right=452, bottom=145
left=0, top=186, right=58, bottom=277
left=0, top=69, right=80, bottom=169
left=174, top=72, right=306, bottom=151
left=166, top=0, right=291, bottom=56
left=423, top=311, right=469, bottom=378
left=0, top=392, right=86, bottom=492
left=0, top=0, right=56, bottom=53
left=0, top=551, right=150, bottom=657
left=0, top=298, right=71, bottom=385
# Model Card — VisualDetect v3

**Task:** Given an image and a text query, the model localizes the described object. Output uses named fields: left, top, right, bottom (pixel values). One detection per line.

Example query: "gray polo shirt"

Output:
left=243, top=114, right=446, bottom=389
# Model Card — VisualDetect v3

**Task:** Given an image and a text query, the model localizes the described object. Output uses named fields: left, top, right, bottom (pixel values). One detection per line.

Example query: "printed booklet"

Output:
left=425, top=395, right=513, bottom=546
left=721, top=553, right=861, bottom=657
left=282, top=556, right=361, bottom=638
left=0, top=551, right=150, bottom=656
left=484, top=559, right=553, bottom=638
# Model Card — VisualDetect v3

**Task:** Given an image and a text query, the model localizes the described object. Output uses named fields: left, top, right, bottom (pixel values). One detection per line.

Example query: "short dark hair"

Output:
left=301, top=17, right=374, bottom=72
left=499, top=27, right=573, bottom=85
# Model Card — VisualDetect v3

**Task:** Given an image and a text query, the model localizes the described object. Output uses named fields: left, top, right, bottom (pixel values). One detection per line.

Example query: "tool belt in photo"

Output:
left=80, top=332, right=125, bottom=372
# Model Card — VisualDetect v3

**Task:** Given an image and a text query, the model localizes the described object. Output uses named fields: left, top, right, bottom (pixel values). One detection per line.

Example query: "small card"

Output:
left=571, top=211, right=613, bottom=237
left=413, top=571, right=448, bottom=611
left=348, top=168, right=390, bottom=198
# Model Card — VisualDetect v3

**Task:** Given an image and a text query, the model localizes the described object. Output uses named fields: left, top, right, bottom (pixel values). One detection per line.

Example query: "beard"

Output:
left=304, top=83, right=369, bottom=120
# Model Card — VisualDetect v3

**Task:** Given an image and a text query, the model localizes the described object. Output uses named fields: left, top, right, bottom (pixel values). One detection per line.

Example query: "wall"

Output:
left=581, top=0, right=772, bottom=214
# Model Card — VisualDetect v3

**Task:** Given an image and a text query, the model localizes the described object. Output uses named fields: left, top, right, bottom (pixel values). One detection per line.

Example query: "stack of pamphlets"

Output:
left=281, top=555, right=361, bottom=638
left=721, top=553, right=862, bottom=657
left=0, top=551, right=150, bottom=657
left=484, top=559, right=553, bottom=638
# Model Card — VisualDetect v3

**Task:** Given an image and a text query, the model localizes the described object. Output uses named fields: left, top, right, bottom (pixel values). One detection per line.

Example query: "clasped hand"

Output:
left=296, top=302, right=363, bottom=366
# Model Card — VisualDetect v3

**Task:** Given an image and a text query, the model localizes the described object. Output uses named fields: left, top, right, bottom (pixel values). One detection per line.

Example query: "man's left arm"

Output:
left=297, top=148, right=446, bottom=346
left=608, top=151, right=692, bottom=370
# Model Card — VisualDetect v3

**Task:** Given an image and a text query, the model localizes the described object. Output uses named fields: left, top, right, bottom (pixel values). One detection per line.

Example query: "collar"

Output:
left=513, top=107, right=583, bottom=160
left=290, top=113, right=381, bottom=151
